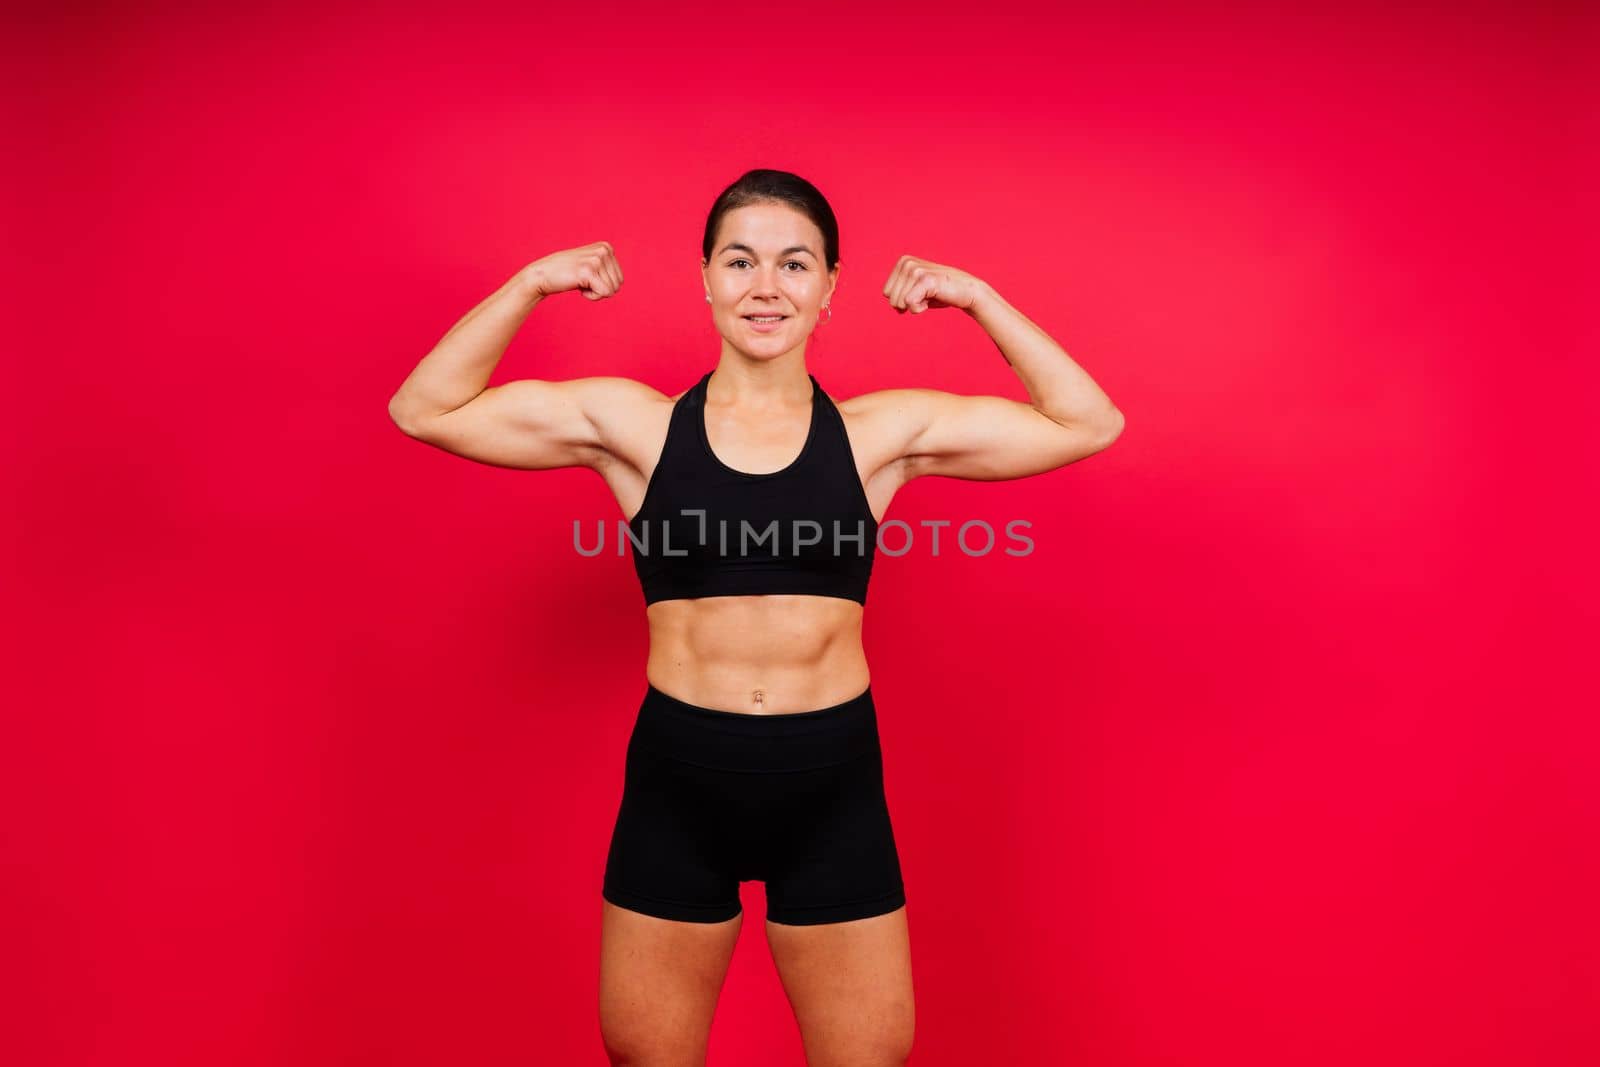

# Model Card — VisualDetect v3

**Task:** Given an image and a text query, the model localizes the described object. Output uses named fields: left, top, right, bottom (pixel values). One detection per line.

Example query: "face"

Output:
left=703, top=202, right=838, bottom=359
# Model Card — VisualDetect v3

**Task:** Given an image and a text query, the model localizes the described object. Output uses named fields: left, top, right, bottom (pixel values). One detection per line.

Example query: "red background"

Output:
left=6, top=2, right=1596, bottom=1064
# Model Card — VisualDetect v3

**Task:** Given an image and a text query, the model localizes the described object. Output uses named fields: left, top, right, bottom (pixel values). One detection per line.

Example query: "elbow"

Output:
left=1092, top=406, right=1125, bottom=450
left=388, top=393, right=426, bottom=438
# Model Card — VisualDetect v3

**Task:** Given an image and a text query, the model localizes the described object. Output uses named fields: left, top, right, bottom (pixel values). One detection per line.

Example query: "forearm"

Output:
left=965, top=281, right=1121, bottom=430
left=388, top=265, right=546, bottom=427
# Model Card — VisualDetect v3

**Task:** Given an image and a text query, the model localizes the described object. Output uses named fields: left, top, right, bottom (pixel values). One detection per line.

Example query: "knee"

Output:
left=875, top=1003, right=915, bottom=1065
left=808, top=1024, right=915, bottom=1067
left=811, top=1046, right=912, bottom=1067
left=599, top=1018, right=708, bottom=1067
left=883, top=1025, right=916, bottom=1066
left=602, top=1038, right=706, bottom=1067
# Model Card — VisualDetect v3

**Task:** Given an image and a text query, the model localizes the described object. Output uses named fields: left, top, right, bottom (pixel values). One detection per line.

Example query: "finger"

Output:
left=883, top=255, right=911, bottom=309
left=585, top=244, right=614, bottom=295
left=888, top=265, right=910, bottom=310
left=590, top=253, right=617, bottom=297
left=881, top=255, right=901, bottom=299
left=603, top=247, right=623, bottom=292
left=901, top=267, right=929, bottom=311
left=896, top=259, right=923, bottom=310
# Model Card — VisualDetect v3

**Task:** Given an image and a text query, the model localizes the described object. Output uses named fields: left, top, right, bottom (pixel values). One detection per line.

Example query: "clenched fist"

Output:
left=528, top=241, right=625, bottom=301
left=882, top=255, right=984, bottom=314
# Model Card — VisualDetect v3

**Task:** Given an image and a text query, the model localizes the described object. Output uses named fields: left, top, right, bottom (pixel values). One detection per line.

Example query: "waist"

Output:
left=642, top=659, right=872, bottom=716
left=630, top=681, right=880, bottom=771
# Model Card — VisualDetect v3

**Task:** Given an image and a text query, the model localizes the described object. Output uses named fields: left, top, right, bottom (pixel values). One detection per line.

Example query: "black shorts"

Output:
left=603, top=682, right=907, bottom=926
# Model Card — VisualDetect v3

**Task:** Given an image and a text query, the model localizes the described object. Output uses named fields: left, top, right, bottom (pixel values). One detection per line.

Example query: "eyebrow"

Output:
left=716, top=242, right=816, bottom=259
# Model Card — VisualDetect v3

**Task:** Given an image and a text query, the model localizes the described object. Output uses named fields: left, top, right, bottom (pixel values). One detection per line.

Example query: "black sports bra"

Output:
left=627, top=370, right=877, bottom=605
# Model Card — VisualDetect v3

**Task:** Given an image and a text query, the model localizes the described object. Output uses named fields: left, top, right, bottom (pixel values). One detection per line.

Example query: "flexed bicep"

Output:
left=399, top=376, right=659, bottom=472
left=893, top=389, right=1119, bottom=482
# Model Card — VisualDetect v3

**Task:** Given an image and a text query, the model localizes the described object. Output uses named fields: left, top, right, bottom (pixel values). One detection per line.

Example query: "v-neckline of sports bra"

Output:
left=696, top=371, right=821, bottom=480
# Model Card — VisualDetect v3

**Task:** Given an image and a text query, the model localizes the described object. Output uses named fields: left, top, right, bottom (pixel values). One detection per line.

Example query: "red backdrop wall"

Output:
left=6, top=2, right=1596, bottom=1064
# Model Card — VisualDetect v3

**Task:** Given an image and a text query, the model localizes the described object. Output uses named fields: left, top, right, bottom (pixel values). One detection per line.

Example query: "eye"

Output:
left=726, top=258, right=808, bottom=271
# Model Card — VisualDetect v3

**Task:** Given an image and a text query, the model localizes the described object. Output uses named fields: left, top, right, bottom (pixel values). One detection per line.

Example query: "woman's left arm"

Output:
left=872, top=255, right=1125, bottom=482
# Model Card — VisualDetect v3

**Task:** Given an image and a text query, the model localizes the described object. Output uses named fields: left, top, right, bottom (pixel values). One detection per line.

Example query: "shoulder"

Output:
left=567, top=375, right=691, bottom=474
left=562, top=375, right=675, bottom=410
left=833, top=386, right=954, bottom=440
left=827, top=387, right=956, bottom=483
left=554, top=375, right=687, bottom=430
left=835, top=386, right=951, bottom=415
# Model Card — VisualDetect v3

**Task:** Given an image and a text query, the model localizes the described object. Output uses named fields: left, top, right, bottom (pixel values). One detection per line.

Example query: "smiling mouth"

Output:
left=743, top=315, right=787, bottom=321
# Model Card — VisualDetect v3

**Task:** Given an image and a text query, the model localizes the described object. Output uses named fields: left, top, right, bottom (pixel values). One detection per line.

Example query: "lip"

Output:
left=742, top=314, right=788, bottom=333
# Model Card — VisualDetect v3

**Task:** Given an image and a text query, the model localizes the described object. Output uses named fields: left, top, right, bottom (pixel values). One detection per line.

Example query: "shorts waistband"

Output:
left=632, top=682, right=880, bottom=772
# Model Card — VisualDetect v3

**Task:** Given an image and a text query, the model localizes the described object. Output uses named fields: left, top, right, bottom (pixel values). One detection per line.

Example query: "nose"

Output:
left=750, top=265, right=783, bottom=297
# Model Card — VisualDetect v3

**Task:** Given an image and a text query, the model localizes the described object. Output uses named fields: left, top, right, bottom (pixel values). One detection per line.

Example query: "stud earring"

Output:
left=705, top=294, right=711, bottom=303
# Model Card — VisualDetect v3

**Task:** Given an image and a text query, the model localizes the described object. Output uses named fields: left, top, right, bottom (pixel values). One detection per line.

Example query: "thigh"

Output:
left=761, top=743, right=906, bottom=926
left=765, top=906, right=915, bottom=1067
left=603, top=735, right=744, bottom=923
left=599, top=901, right=742, bottom=1066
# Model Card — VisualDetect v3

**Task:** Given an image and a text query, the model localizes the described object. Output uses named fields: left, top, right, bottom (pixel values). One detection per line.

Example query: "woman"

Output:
left=387, top=169, right=1124, bottom=1066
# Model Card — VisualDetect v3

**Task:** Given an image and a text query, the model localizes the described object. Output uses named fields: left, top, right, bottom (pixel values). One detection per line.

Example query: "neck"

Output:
left=707, top=358, right=812, bottom=406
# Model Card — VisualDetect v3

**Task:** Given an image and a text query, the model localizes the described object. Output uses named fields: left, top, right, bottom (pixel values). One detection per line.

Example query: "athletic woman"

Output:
left=387, top=169, right=1124, bottom=1067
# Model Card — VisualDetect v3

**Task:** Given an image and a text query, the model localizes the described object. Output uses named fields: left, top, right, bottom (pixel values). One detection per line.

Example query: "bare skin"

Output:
left=388, top=202, right=1124, bottom=1064
left=598, top=903, right=914, bottom=1067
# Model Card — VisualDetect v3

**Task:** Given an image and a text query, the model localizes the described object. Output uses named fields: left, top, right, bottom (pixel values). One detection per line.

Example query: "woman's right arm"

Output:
left=386, top=242, right=651, bottom=471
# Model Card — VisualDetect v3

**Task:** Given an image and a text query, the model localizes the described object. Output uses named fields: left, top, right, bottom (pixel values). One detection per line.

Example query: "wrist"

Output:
left=513, top=264, right=548, bottom=306
left=964, top=278, right=998, bottom=316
